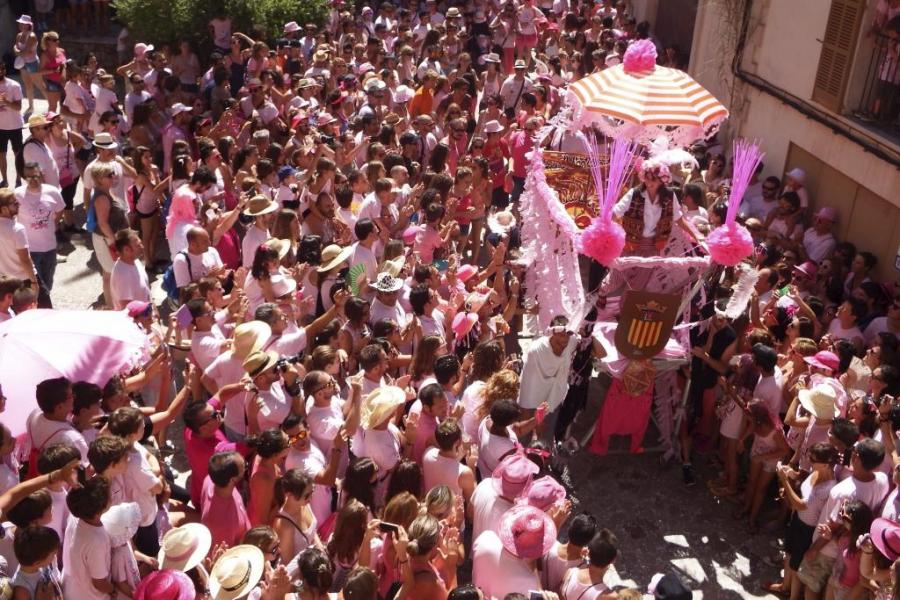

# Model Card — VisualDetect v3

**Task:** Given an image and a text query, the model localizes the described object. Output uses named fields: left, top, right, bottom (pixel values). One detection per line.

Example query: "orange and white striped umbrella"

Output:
left=569, top=65, right=728, bottom=129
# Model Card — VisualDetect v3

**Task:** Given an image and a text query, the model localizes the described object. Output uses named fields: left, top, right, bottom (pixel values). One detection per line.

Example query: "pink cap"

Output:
left=126, top=301, right=152, bottom=318
left=815, top=206, right=837, bottom=222
left=793, top=261, right=818, bottom=279
left=457, top=264, right=478, bottom=282
left=525, top=476, right=566, bottom=511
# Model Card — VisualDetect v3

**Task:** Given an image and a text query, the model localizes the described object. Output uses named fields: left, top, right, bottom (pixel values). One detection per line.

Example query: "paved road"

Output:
left=18, top=100, right=782, bottom=599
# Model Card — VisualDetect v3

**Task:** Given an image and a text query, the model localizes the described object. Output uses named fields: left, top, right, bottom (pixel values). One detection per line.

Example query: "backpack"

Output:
left=25, top=425, right=68, bottom=480
left=161, top=250, right=192, bottom=301
left=15, top=138, right=41, bottom=177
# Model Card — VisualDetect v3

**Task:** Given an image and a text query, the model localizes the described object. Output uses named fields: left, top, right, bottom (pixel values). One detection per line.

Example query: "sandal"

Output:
left=761, top=581, right=789, bottom=597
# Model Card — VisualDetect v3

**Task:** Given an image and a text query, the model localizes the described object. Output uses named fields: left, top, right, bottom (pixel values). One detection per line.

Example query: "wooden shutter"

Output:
left=812, top=0, right=865, bottom=112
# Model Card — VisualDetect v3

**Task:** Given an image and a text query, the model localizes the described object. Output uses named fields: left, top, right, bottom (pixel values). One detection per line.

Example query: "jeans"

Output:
left=510, top=176, right=526, bottom=206
left=30, top=250, right=57, bottom=290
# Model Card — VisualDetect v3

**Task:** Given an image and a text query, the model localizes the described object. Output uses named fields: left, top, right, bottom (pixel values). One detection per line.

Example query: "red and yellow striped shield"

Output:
left=614, top=290, right=681, bottom=360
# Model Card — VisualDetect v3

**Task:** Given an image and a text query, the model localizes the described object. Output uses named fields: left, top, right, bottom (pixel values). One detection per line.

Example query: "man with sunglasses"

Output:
left=23, top=113, right=59, bottom=189
left=183, top=399, right=248, bottom=509
left=14, top=162, right=63, bottom=296
left=282, top=412, right=347, bottom=524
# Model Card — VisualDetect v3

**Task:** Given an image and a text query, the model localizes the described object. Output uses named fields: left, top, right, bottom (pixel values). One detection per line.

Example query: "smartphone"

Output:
left=377, top=521, right=399, bottom=534
left=528, top=592, right=543, bottom=600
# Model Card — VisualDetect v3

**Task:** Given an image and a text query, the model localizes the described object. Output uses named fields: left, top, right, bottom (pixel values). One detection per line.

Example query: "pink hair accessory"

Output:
left=622, top=39, right=657, bottom=74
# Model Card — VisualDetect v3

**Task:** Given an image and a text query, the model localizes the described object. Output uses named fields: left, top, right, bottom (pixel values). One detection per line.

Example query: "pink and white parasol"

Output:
left=0, top=309, right=150, bottom=435
left=566, top=40, right=729, bottom=147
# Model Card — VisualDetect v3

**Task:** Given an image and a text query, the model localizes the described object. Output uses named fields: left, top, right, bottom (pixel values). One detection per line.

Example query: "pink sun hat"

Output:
left=457, top=264, right=478, bottom=283
left=134, top=570, right=195, bottom=600
left=492, top=452, right=539, bottom=498
left=452, top=312, right=478, bottom=338
left=871, top=518, right=900, bottom=561
left=499, top=504, right=557, bottom=560
left=804, top=350, right=839, bottom=373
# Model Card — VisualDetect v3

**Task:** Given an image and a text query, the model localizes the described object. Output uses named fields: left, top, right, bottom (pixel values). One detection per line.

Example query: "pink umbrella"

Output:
left=0, top=309, right=150, bottom=436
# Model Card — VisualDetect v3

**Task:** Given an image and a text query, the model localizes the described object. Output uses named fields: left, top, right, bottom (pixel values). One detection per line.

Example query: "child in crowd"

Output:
left=11, top=525, right=63, bottom=599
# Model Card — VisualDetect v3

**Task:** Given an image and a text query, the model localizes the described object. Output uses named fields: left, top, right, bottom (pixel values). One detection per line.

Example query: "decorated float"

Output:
left=518, top=40, right=764, bottom=458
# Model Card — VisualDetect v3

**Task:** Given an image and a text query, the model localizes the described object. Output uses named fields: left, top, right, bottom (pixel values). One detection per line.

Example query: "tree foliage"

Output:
left=112, top=0, right=329, bottom=49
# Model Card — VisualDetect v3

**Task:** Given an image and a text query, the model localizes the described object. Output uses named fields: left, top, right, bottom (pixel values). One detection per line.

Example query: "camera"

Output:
left=275, top=354, right=303, bottom=373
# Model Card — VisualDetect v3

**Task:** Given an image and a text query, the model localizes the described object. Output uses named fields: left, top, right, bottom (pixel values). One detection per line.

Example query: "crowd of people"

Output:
left=0, top=0, right=898, bottom=599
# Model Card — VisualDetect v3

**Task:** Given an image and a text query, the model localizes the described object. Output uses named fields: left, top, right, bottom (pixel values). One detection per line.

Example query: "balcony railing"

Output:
left=851, top=30, right=900, bottom=140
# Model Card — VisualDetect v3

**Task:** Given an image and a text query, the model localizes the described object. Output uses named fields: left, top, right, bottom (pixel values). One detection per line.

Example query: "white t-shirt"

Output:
left=350, top=242, right=378, bottom=282
left=25, top=410, right=88, bottom=464
left=812, top=473, right=890, bottom=558
left=173, top=248, right=223, bottom=288
left=242, top=224, right=271, bottom=268
left=110, top=259, right=151, bottom=309
left=0, top=213, right=27, bottom=279
left=285, top=444, right=332, bottom=524
left=351, top=425, right=401, bottom=473
left=753, top=368, right=784, bottom=417
left=23, top=139, right=59, bottom=188
left=802, top=229, right=836, bottom=264
left=797, top=474, right=836, bottom=526
left=471, top=478, right=513, bottom=541
left=864, top=317, right=897, bottom=346
left=123, top=443, right=160, bottom=526
left=472, top=530, right=541, bottom=600
left=305, top=397, right=344, bottom=456
left=477, top=418, right=517, bottom=480
left=257, top=383, right=292, bottom=431
left=14, top=185, right=64, bottom=253
left=0, top=79, right=24, bottom=131
left=62, top=518, right=112, bottom=600
left=191, top=329, right=226, bottom=371
left=461, top=381, right=487, bottom=442
left=828, top=320, right=864, bottom=346
left=518, top=336, right=577, bottom=410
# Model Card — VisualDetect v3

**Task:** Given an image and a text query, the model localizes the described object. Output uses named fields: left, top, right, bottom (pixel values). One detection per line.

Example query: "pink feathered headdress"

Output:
left=577, top=136, right=638, bottom=265
left=706, top=139, right=765, bottom=267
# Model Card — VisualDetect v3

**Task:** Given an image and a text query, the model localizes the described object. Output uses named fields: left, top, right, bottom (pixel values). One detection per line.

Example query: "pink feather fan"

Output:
left=578, top=136, right=638, bottom=265
left=706, top=139, right=764, bottom=267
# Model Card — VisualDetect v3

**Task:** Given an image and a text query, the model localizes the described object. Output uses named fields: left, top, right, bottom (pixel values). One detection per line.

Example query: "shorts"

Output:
left=61, top=180, right=78, bottom=210
left=44, top=79, right=62, bottom=93
left=517, top=33, right=538, bottom=48
left=92, top=232, right=115, bottom=272
left=458, top=222, right=471, bottom=235
left=784, top=513, right=815, bottom=571
left=23, top=60, right=39, bottom=74
left=135, top=207, right=159, bottom=219
left=796, top=552, right=836, bottom=593
left=0, top=128, right=23, bottom=154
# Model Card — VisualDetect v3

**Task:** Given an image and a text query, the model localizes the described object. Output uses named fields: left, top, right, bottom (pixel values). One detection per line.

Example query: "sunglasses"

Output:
left=287, top=429, right=309, bottom=444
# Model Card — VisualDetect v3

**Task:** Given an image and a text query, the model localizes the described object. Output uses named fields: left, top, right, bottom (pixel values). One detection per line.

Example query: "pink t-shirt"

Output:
left=200, top=476, right=251, bottom=549
left=510, top=131, right=533, bottom=178
left=414, top=225, right=443, bottom=264
left=184, top=414, right=235, bottom=508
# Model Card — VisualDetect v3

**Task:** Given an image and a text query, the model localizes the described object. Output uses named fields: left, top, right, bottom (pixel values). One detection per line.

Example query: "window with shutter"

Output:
left=812, top=0, right=865, bottom=112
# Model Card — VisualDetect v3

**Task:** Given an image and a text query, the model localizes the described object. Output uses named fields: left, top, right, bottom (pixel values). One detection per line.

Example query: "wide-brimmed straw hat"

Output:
left=317, top=243, right=354, bottom=273
left=232, top=321, right=272, bottom=360
left=360, top=386, right=406, bottom=429
left=242, top=195, right=278, bottom=217
left=208, top=545, right=266, bottom=600
left=158, top=523, right=212, bottom=572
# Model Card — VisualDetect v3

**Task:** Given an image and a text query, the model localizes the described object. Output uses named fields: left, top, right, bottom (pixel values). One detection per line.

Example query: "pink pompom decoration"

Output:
left=623, top=39, right=658, bottom=74
left=579, top=219, right=627, bottom=266
left=706, top=222, right=754, bottom=267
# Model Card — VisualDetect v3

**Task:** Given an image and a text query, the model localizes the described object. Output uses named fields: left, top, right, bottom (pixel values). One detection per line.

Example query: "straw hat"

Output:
left=498, top=504, right=557, bottom=560
left=317, top=243, right=354, bottom=273
left=209, top=545, right=266, bottom=600
left=482, top=52, right=501, bottom=64
left=158, top=523, right=212, bottom=572
left=134, top=570, right=195, bottom=600
left=261, top=238, right=291, bottom=260
left=93, top=132, right=119, bottom=149
left=283, top=21, right=301, bottom=34
left=798, top=383, right=839, bottom=420
left=360, top=386, right=406, bottom=429
left=16, top=15, right=33, bottom=26
left=232, top=321, right=272, bottom=360
left=243, top=350, right=279, bottom=378
left=101, top=502, right=142, bottom=547
left=379, top=256, right=406, bottom=278
left=27, top=113, right=50, bottom=129
left=242, top=195, right=278, bottom=217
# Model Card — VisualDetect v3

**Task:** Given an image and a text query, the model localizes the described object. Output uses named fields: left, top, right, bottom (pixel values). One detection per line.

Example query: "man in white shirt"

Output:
left=865, top=299, right=900, bottom=346
left=803, top=206, right=838, bottom=264
left=27, top=377, right=89, bottom=464
left=0, top=189, right=39, bottom=289
left=369, top=273, right=410, bottom=330
left=242, top=350, right=305, bottom=433
left=109, top=229, right=150, bottom=310
left=0, top=63, right=24, bottom=187
left=173, top=227, right=224, bottom=289
left=751, top=343, right=784, bottom=417
left=241, top=195, right=277, bottom=268
left=22, top=113, right=59, bottom=188
left=14, top=163, right=63, bottom=292
left=188, top=299, right=228, bottom=371
left=499, top=60, right=535, bottom=111
left=123, top=75, right=152, bottom=128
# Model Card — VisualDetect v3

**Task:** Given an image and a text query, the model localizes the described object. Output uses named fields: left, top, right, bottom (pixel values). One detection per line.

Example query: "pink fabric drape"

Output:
left=589, top=377, right=654, bottom=455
